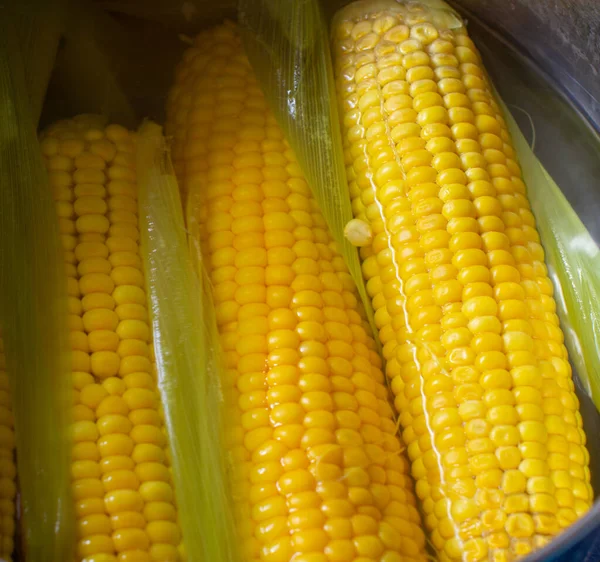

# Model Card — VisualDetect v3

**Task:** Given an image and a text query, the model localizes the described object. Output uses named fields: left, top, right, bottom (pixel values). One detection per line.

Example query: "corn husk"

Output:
left=0, top=9, right=73, bottom=561
left=137, top=122, right=240, bottom=562
left=238, top=0, right=377, bottom=338
left=501, top=100, right=600, bottom=409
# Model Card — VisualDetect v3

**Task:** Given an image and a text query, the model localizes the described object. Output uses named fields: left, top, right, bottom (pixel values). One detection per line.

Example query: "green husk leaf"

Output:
left=42, top=0, right=136, bottom=127
left=12, top=0, right=67, bottom=124
left=238, top=0, right=377, bottom=339
left=136, top=122, right=240, bottom=562
left=0, top=11, right=74, bottom=562
left=501, top=100, right=600, bottom=409
left=42, top=0, right=185, bottom=128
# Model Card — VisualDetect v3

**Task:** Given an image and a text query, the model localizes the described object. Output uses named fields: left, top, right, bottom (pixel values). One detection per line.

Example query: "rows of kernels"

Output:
left=450, top=31, right=592, bottom=525
left=333, top=6, right=592, bottom=561
left=238, top=76, right=278, bottom=562
left=191, top=29, right=264, bottom=560
left=164, top=28, right=211, bottom=188
left=336, top=14, right=469, bottom=561
left=421, top=33, right=553, bottom=559
left=42, top=123, right=118, bottom=561
left=41, top=119, right=181, bottom=562
left=166, top=25, right=238, bottom=201
left=169, top=23, right=427, bottom=562
left=282, top=146, right=426, bottom=562
left=0, top=339, right=16, bottom=561
left=448, top=29, right=592, bottom=527
left=108, top=130, right=182, bottom=561
left=42, top=125, right=116, bottom=560
left=423, top=34, right=558, bottom=555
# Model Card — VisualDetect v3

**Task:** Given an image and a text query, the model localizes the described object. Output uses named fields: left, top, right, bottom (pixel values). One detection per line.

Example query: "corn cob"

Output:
left=332, top=1, right=592, bottom=561
left=40, top=117, right=182, bottom=562
left=0, top=336, right=16, bottom=561
left=166, top=22, right=428, bottom=562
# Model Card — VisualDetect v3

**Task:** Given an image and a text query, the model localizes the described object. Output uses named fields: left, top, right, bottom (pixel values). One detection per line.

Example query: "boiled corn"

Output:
left=40, top=116, right=182, bottom=562
left=332, top=1, right=593, bottom=561
left=167, top=22, right=427, bottom=562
